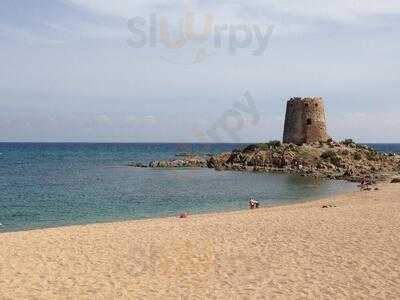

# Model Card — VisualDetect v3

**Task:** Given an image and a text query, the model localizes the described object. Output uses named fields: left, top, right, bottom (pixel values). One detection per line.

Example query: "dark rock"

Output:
left=149, top=156, right=207, bottom=168
left=322, top=204, right=337, bottom=208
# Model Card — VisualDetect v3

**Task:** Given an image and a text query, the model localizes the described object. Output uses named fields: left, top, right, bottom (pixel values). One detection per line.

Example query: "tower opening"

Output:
left=307, top=118, right=312, bottom=125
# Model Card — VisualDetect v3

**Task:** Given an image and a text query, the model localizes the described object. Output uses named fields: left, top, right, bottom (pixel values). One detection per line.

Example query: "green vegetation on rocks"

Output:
left=208, top=140, right=400, bottom=182
left=321, top=150, right=342, bottom=166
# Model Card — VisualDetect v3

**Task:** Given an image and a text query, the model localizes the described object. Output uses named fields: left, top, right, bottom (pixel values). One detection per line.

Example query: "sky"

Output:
left=0, top=0, right=399, bottom=143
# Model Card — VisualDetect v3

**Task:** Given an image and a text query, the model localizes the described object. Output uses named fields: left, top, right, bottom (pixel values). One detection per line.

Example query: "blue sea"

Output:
left=0, top=143, right=398, bottom=232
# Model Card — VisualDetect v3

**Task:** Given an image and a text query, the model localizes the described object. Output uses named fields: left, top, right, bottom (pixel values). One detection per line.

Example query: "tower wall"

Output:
left=283, top=97, right=328, bottom=144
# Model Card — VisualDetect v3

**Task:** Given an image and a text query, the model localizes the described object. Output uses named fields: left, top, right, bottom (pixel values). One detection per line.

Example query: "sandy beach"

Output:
left=1, top=183, right=400, bottom=299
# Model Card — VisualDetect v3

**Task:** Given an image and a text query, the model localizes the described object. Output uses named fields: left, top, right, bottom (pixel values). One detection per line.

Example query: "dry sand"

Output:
left=1, top=183, right=400, bottom=299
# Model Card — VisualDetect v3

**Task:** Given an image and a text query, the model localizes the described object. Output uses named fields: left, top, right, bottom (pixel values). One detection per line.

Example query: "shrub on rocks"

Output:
left=243, top=140, right=283, bottom=152
left=342, top=139, right=355, bottom=146
left=321, top=150, right=341, bottom=166
left=268, top=140, right=282, bottom=148
left=366, top=151, right=378, bottom=161
left=242, top=144, right=259, bottom=152
left=341, top=149, right=350, bottom=156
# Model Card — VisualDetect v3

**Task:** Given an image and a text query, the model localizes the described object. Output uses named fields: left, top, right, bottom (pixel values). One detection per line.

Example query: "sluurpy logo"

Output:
left=127, top=10, right=274, bottom=65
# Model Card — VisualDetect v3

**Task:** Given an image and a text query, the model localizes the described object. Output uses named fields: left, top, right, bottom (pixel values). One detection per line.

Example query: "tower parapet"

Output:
left=283, top=97, right=328, bottom=145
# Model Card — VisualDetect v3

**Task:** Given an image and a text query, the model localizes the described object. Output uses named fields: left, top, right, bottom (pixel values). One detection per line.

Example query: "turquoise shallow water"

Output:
left=0, top=143, right=397, bottom=232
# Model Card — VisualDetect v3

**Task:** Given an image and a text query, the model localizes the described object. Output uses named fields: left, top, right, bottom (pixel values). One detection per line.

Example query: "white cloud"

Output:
left=125, top=115, right=157, bottom=126
left=62, top=0, right=400, bottom=40
left=343, top=112, right=368, bottom=120
left=125, top=115, right=138, bottom=124
left=93, top=114, right=112, bottom=125
left=68, top=0, right=400, bottom=22
left=67, top=0, right=164, bottom=18
left=142, top=115, right=157, bottom=125
left=258, top=0, right=400, bottom=22
left=330, top=112, right=400, bottom=142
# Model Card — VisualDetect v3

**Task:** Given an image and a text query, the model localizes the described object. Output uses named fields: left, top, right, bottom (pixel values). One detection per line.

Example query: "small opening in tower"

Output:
left=305, top=103, right=309, bottom=107
left=307, top=118, right=312, bottom=125
left=315, top=103, right=318, bottom=107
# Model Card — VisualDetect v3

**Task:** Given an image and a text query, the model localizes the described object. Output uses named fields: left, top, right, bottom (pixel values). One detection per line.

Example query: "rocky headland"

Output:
left=207, top=140, right=400, bottom=182
left=130, top=155, right=208, bottom=168
left=131, top=98, right=400, bottom=183
left=131, top=139, right=400, bottom=183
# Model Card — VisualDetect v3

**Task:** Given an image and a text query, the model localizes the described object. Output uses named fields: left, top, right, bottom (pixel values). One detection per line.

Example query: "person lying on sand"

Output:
left=359, top=176, right=376, bottom=191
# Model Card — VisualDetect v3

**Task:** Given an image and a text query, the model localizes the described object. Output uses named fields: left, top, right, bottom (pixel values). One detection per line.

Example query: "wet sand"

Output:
left=1, top=183, right=400, bottom=299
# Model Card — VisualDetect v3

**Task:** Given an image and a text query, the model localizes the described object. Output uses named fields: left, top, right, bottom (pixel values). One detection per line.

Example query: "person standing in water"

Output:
left=249, top=198, right=259, bottom=209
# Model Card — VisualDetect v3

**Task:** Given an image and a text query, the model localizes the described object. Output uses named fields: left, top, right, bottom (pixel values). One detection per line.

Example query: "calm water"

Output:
left=0, top=143, right=397, bottom=232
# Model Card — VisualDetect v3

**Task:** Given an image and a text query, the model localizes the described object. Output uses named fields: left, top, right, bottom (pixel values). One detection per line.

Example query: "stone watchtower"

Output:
left=283, top=97, right=329, bottom=145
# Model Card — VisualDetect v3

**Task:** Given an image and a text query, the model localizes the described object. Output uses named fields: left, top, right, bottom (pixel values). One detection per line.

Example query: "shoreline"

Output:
left=1, top=182, right=399, bottom=298
left=0, top=178, right=357, bottom=235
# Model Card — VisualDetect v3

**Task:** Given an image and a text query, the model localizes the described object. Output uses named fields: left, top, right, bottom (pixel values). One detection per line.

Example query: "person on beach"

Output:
left=249, top=198, right=259, bottom=209
left=359, top=175, right=376, bottom=191
left=179, top=212, right=188, bottom=218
